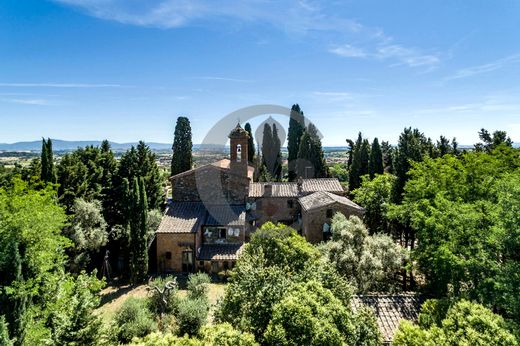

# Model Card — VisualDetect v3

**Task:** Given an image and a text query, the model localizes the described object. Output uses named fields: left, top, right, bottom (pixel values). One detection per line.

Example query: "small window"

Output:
left=211, top=261, right=219, bottom=273
left=219, top=228, right=226, bottom=239
left=223, top=261, right=229, bottom=270
left=165, top=251, right=172, bottom=260
left=326, top=209, right=333, bottom=218
left=199, top=261, right=204, bottom=266
left=287, top=200, right=294, bottom=209
left=236, top=144, right=242, bottom=162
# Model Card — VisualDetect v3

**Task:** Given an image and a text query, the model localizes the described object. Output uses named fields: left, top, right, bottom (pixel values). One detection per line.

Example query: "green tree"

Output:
left=129, top=177, right=149, bottom=283
left=348, top=133, right=363, bottom=191
left=368, top=138, right=384, bottom=178
left=320, top=214, right=405, bottom=293
left=40, top=138, right=56, bottom=184
left=393, top=300, right=518, bottom=346
left=176, top=297, right=209, bottom=337
left=287, top=104, right=305, bottom=181
left=0, top=315, right=12, bottom=346
left=360, top=138, right=370, bottom=177
left=264, top=281, right=381, bottom=346
left=296, top=131, right=327, bottom=179
left=392, top=127, right=426, bottom=203
left=353, top=173, right=396, bottom=235
left=272, top=124, right=283, bottom=180
left=171, top=116, right=193, bottom=176
left=381, top=140, right=394, bottom=173
left=67, top=198, right=108, bottom=272
left=477, top=128, right=513, bottom=152
left=244, top=123, right=255, bottom=164
left=187, top=273, right=211, bottom=300
left=201, top=323, right=258, bottom=346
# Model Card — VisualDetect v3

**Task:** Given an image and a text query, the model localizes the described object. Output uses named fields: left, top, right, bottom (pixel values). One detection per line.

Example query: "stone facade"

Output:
left=156, top=232, right=196, bottom=272
left=301, top=202, right=364, bottom=243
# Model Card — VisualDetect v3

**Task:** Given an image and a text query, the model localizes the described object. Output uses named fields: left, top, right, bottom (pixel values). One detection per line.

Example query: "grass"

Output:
left=95, top=278, right=227, bottom=326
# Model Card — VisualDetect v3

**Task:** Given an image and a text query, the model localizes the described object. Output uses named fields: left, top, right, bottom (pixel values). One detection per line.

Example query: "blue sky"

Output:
left=1, top=0, right=520, bottom=146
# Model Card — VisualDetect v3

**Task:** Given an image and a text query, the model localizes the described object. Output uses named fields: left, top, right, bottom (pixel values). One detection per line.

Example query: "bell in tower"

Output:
left=229, top=123, right=249, bottom=178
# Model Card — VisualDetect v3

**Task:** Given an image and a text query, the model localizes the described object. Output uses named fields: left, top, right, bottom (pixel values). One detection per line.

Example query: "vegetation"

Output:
left=171, top=116, right=193, bottom=176
left=287, top=104, right=306, bottom=181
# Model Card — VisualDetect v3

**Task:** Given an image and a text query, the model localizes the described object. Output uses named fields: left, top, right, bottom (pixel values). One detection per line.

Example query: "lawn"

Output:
left=95, top=278, right=227, bottom=326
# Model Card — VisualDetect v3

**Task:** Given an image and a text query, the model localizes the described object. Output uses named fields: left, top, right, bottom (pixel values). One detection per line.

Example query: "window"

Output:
left=199, top=261, right=204, bottom=266
left=236, top=144, right=242, bottom=162
left=182, top=250, right=193, bottom=272
left=223, top=261, right=229, bottom=270
left=165, top=251, right=172, bottom=260
left=219, top=228, right=226, bottom=239
left=326, top=209, right=333, bottom=218
left=287, top=199, right=294, bottom=209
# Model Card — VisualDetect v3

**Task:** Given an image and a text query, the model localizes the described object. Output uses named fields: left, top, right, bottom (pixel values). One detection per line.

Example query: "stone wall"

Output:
left=156, top=233, right=196, bottom=272
left=171, top=166, right=249, bottom=204
left=249, top=196, right=300, bottom=229
left=301, top=203, right=364, bottom=244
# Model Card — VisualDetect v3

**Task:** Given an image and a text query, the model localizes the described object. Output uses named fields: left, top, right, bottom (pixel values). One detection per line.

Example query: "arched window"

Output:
left=236, top=144, right=242, bottom=162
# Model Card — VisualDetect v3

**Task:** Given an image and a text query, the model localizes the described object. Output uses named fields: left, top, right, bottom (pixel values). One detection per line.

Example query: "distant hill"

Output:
left=0, top=140, right=172, bottom=152
left=1, top=140, right=517, bottom=152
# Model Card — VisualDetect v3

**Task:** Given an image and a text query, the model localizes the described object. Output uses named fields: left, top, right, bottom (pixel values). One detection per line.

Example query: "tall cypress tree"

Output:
left=129, top=177, right=148, bottom=283
left=296, top=130, right=327, bottom=179
left=40, top=138, right=56, bottom=183
left=360, top=139, right=370, bottom=178
left=392, top=127, right=425, bottom=203
left=272, top=124, right=283, bottom=180
left=244, top=123, right=255, bottom=163
left=381, top=141, right=393, bottom=173
left=348, top=133, right=363, bottom=192
left=368, top=138, right=384, bottom=178
left=171, top=116, right=193, bottom=176
left=287, top=104, right=305, bottom=181
left=261, top=123, right=274, bottom=179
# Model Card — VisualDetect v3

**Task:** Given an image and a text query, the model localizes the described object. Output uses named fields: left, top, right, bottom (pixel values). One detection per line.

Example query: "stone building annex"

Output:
left=155, top=123, right=364, bottom=273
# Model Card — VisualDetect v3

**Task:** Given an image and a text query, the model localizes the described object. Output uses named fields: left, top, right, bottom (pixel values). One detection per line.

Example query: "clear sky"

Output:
left=1, top=0, right=520, bottom=146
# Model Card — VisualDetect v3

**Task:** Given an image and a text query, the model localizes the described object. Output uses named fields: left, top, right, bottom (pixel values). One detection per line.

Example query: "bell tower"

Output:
left=229, top=123, right=249, bottom=178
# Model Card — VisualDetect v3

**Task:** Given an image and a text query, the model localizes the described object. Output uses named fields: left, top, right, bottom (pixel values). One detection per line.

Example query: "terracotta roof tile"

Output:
left=249, top=178, right=344, bottom=197
left=299, top=191, right=364, bottom=212
left=352, top=294, right=423, bottom=344
left=198, top=243, right=244, bottom=261
left=157, top=202, right=206, bottom=234
left=205, top=205, right=246, bottom=227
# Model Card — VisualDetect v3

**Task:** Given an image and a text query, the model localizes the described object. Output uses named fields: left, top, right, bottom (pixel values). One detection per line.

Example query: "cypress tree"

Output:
left=360, top=139, right=370, bottom=177
left=368, top=138, right=384, bottom=178
left=40, top=138, right=49, bottom=182
left=272, top=124, right=282, bottom=180
left=287, top=104, right=305, bottom=181
left=261, top=123, right=274, bottom=179
left=171, top=117, right=193, bottom=176
left=346, top=139, right=355, bottom=170
left=381, top=141, right=393, bottom=173
left=296, top=131, right=327, bottom=179
left=244, top=123, right=255, bottom=163
left=5, top=242, right=26, bottom=346
left=40, top=138, right=56, bottom=183
left=348, top=133, right=363, bottom=192
left=129, top=177, right=148, bottom=283
left=392, top=127, right=425, bottom=203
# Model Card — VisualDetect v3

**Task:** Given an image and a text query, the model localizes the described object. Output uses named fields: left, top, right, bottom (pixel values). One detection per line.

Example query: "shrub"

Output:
left=114, top=297, right=157, bottom=344
left=201, top=323, right=258, bottom=345
left=187, top=273, right=210, bottom=300
left=176, top=297, right=209, bottom=337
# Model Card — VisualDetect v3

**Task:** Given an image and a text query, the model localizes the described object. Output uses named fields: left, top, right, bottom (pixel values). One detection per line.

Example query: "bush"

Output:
left=176, top=297, right=209, bottom=337
left=187, top=273, right=210, bottom=300
left=114, top=297, right=157, bottom=344
left=201, top=323, right=258, bottom=345
left=0, top=316, right=13, bottom=346
left=129, top=332, right=203, bottom=346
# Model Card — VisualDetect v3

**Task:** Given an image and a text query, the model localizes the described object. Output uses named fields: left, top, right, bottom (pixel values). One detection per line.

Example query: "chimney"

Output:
left=264, top=184, right=272, bottom=197
left=297, top=177, right=303, bottom=194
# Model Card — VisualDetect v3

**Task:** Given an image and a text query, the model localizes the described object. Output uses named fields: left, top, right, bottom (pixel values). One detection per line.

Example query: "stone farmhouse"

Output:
left=155, top=123, right=364, bottom=274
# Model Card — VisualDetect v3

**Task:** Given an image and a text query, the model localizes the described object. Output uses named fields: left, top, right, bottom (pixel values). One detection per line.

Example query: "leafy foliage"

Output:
left=296, top=130, right=328, bottom=179
left=393, top=300, right=518, bottom=346
left=171, top=116, right=193, bottom=176
left=321, top=214, right=405, bottom=293
left=287, top=104, right=306, bottom=181
left=114, top=297, right=157, bottom=344
left=244, top=123, right=255, bottom=163
left=176, top=297, right=209, bottom=337
left=187, top=273, right=210, bottom=300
